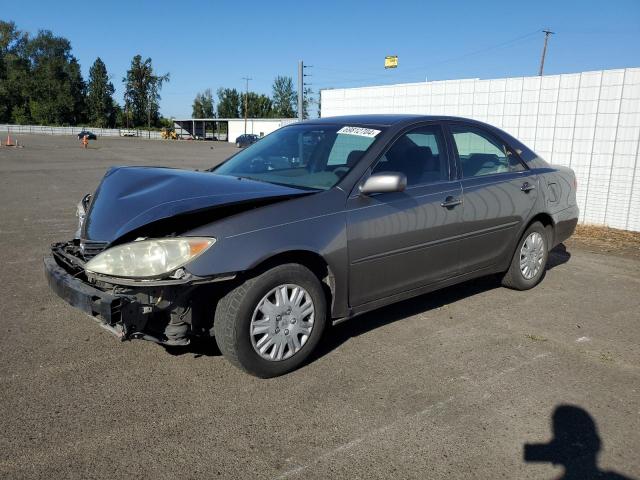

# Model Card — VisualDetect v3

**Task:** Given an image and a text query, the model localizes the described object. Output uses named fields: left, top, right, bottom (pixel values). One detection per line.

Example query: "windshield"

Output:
left=213, top=124, right=384, bottom=190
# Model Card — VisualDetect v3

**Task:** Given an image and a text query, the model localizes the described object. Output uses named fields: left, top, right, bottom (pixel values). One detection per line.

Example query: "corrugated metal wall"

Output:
left=321, top=67, right=640, bottom=232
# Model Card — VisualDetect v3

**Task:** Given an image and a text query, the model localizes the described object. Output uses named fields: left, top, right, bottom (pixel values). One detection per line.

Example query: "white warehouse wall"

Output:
left=321, top=68, right=640, bottom=232
left=227, top=119, right=296, bottom=144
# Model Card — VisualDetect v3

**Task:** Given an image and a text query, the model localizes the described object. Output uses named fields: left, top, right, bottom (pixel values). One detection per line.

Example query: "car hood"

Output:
left=82, top=166, right=310, bottom=242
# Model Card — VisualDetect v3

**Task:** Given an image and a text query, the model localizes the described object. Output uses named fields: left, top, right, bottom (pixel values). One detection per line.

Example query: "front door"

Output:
left=447, top=123, right=538, bottom=273
left=346, top=124, right=464, bottom=307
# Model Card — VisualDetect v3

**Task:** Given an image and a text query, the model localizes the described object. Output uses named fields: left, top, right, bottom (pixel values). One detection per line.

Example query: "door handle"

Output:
left=441, top=196, right=462, bottom=208
left=521, top=182, right=536, bottom=192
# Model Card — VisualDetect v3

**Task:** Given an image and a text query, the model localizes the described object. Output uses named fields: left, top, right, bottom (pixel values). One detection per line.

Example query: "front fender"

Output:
left=184, top=189, right=351, bottom=317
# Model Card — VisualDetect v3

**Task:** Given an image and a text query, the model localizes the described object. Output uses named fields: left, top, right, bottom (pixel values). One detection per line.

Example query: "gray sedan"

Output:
left=45, top=115, right=579, bottom=377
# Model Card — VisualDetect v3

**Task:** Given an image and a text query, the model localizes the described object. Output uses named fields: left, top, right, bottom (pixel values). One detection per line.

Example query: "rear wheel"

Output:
left=502, top=222, right=549, bottom=290
left=213, top=263, right=327, bottom=378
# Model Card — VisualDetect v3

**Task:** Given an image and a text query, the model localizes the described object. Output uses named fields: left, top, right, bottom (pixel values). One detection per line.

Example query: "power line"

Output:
left=311, top=29, right=542, bottom=89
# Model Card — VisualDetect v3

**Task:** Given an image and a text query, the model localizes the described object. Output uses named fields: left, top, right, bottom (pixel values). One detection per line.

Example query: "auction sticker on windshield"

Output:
left=337, top=126, right=381, bottom=138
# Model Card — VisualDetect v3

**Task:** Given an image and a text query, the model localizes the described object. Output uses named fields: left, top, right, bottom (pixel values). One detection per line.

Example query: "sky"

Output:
left=8, top=0, right=640, bottom=118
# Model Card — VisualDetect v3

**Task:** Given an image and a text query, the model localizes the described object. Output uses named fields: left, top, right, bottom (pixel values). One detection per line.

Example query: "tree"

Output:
left=271, top=75, right=296, bottom=118
left=192, top=94, right=203, bottom=118
left=0, top=21, right=91, bottom=125
left=240, top=92, right=273, bottom=118
left=192, top=88, right=214, bottom=118
left=26, top=30, right=86, bottom=125
left=86, top=57, right=115, bottom=127
left=216, top=87, right=241, bottom=118
left=302, top=86, right=314, bottom=120
left=123, top=55, right=169, bottom=128
left=0, top=21, right=29, bottom=123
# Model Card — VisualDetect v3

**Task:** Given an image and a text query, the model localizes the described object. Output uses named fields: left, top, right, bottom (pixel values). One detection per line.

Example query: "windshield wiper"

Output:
left=235, top=174, right=322, bottom=191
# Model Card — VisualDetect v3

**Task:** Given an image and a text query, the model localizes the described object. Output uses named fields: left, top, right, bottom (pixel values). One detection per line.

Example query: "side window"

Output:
left=451, top=126, right=525, bottom=177
left=372, top=126, right=448, bottom=186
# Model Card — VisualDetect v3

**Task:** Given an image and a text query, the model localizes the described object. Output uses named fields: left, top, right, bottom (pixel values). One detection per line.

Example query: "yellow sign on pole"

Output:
left=384, top=55, right=398, bottom=69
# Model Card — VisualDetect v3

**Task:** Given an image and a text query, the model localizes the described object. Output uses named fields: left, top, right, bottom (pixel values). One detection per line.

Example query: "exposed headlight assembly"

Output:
left=85, top=237, right=215, bottom=279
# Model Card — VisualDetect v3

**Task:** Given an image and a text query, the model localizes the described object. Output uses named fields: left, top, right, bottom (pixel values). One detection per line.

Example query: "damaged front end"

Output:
left=44, top=166, right=310, bottom=347
left=45, top=239, right=231, bottom=346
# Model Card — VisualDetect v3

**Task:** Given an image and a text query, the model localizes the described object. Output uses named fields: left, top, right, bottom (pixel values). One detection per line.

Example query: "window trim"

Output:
left=445, top=122, right=529, bottom=180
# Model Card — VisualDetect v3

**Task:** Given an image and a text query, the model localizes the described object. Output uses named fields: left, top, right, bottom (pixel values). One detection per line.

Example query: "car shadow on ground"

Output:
left=168, top=244, right=571, bottom=361
left=524, top=404, right=636, bottom=479
left=309, top=243, right=571, bottom=365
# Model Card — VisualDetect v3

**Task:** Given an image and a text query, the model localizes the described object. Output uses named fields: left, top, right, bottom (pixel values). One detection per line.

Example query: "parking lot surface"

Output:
left=1, top=135, right=638, bottom=479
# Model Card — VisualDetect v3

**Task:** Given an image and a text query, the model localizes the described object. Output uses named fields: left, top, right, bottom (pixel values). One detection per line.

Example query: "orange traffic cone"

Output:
left=5, top=134, right=15, bottom=147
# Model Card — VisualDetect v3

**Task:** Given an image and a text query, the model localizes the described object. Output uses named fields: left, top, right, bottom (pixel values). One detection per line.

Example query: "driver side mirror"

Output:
left=359, top=172, right=407, bottom=195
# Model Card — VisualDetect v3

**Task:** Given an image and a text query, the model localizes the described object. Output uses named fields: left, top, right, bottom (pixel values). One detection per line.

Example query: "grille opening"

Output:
left=80, top=239, right=108, bottom=260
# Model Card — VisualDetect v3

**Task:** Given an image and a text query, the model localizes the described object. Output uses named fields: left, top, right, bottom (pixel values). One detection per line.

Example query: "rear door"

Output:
left=447, top=123, right=538, bottom=273
left=346, top=123, right=464, bottom=306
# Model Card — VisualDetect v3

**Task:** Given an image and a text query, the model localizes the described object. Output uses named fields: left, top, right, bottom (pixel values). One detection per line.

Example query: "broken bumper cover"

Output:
left=45, top=240, right=236, bottom=345
left=44, top=255, right=135, bottom=338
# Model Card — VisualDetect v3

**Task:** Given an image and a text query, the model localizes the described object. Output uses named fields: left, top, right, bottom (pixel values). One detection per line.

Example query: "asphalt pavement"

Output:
left=1, top=134, right=638, bottom=479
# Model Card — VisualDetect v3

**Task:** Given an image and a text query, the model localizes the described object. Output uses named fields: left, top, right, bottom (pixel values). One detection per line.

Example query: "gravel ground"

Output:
left=1, top=134, right=638, bottom=479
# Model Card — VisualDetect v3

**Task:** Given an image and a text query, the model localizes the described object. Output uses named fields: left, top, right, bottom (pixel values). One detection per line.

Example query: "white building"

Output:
left=173, top=118, right=296, bottom=142
left=321, top=67, right=640, bottom=232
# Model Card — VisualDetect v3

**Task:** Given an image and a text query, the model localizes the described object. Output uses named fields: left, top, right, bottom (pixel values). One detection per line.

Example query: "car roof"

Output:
left=300, top=114, right=488, bottom=128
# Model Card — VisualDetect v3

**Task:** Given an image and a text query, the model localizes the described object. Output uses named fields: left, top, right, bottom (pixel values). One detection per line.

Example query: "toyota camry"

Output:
left=45, top=115, right=579, bottom=377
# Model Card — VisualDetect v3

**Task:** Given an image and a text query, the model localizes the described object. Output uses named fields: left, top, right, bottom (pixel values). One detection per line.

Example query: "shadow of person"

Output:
left=524, top=405, right=635, bottom=480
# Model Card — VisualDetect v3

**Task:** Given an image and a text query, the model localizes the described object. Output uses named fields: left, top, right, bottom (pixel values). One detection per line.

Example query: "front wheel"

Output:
left=502, top=222, right=549, bottom=290
left=213, top=263, right=327, bottom=378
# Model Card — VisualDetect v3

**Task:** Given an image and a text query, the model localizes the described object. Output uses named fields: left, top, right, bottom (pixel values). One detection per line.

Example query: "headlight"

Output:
left=85, top=237, right=215, bottom=279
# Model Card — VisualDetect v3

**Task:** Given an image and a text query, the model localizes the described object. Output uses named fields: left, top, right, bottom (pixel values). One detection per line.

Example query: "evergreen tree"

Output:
left=271, top=76, right=297, bottom=118
left=192, top=88, right=214, bottom=118
left=240, top=92, right=273, bottom=118
left=123, top=55, right=169, bottom=127
left=86, top=57, right=115, bottom=127
left=216, top=88, right=241, bottom=118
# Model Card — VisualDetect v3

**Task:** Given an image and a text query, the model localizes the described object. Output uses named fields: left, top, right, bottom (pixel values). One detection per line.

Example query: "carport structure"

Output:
left=173, top=118, right=297, bottom=143
left=173, top=118, right=229, bottom=141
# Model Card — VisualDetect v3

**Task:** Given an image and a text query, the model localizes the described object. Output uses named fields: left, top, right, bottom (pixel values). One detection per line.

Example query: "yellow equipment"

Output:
left=161, top=128, right=178, bottom=140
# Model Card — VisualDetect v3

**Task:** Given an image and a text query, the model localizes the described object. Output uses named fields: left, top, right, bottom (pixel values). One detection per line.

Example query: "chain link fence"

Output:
left=0, top=124, right=164, bottom=140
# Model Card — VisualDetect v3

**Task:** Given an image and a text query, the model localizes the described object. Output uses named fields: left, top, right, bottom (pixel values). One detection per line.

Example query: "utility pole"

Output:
left=297, top=61, right=313, bottom=121
left=242, top=76, right=251, bottom=134
left=298, top=61, right=304, bottom=122
left=538, top=30, right=554, bottom=76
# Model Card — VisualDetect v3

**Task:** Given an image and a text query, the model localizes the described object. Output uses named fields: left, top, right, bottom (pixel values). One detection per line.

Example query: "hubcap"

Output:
left=520, top=231, right=545, bottom=280
left=250, top=284, right=315, bottom=361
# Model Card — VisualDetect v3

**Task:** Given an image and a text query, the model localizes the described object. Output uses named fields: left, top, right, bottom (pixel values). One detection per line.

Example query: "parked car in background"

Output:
left=235, top=133, right=259, bottom=148
left=77, top=130, right=97, bottom=140
left=120, top=129, right=138, bottom=137
left=45, top=115, right=578, bottom=378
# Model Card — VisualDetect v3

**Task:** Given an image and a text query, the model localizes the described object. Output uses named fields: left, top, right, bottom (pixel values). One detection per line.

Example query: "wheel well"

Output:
left=527, top=213, right=555, bottom=247
left=248, top=250, right=335, bottom=311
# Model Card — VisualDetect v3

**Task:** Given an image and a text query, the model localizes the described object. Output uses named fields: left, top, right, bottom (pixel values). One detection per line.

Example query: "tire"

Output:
left=501, top=221, right=549, bottom=290
left=213, top=263, right=327, bottom=378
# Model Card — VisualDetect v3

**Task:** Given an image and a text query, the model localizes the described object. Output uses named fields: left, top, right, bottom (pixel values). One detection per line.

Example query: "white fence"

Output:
left=0, top=124, right=164, bottom=139
left=322, top=67, right=640, bottom=232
